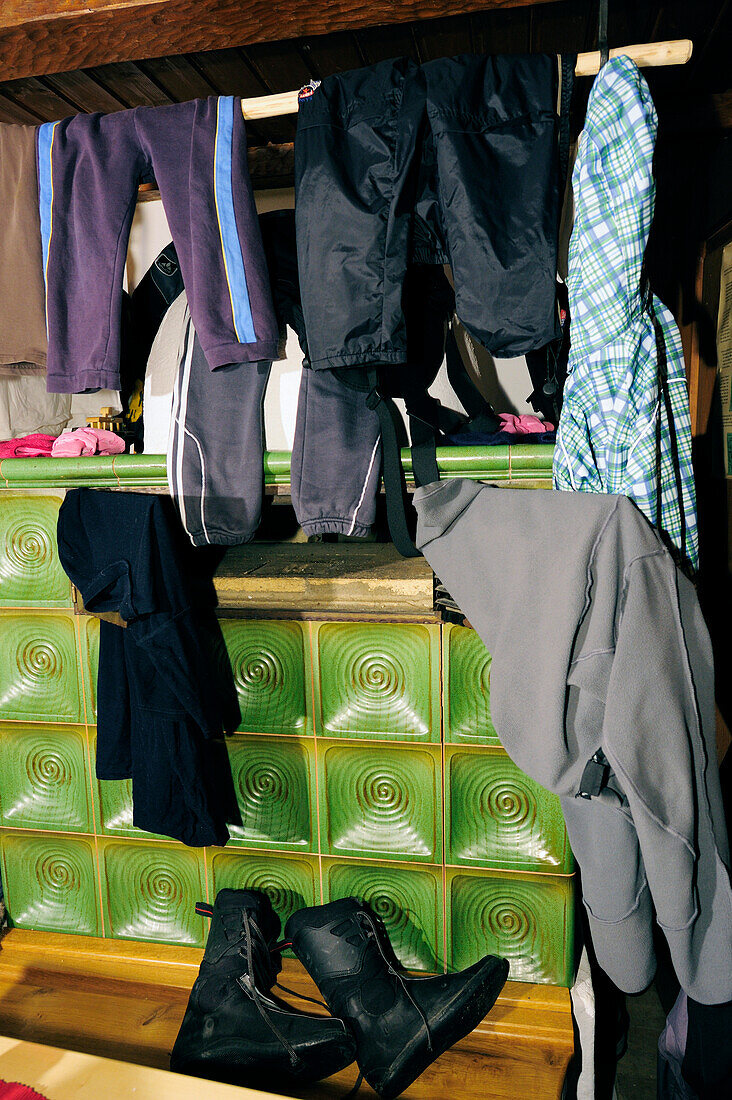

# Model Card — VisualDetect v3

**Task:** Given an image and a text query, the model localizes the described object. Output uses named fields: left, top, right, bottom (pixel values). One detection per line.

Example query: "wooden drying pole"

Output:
left=237, top=39, right=693, bottom=122
left=136, top=39, right=692, bottom=198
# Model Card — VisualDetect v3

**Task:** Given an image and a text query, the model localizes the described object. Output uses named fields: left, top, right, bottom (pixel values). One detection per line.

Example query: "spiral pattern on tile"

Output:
left=221, top=622, right=305, bottom=734
left=229, top=744, right=309, bottom=845
left=103, top=844, right=200, bottom=942
left=242, top=863, right=307, bottom=918
left=27, top=746, right=69, bottom=792
left=329, top=864, right=436, bottom=970
left=368, top=888, right=402, bottom=923
left=237, top=760, right=288, bottom=806
left=5, top=520, right=52, bottom=574
left=223, top=623, right=302, bottom=698
left=18, top=640, right=60, bottom=682
left=481, top=898, right=533, bottom=943
left=361, top=766, right=407, bottom=818
left=351, top=652, right=404, bottom=703
left=235, top=648, right=283, bottom=692
left=483, top=777, right=534, bottom=827
left=124, top=855, right=184, bottom=919
left=140, top=867, right=180, bottom=909
left=107, top=846, right=189, bottom=919
left=319, top=624, right=430, bottom=737
left=326, top=746, right=432, bottom=857
left=37, top=849, right=82, bottom=896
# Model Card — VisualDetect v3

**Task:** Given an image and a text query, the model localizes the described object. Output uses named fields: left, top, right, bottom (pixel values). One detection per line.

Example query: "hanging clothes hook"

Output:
left=598, top=0, right=610, bottom=68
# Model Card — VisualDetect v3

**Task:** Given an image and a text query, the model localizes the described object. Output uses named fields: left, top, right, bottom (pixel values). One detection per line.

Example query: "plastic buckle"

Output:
left=236, top=973, right=255, bottom=998
left=576, top=750, right=610, bottom=800
left=366, top=387, right=382, bottom=411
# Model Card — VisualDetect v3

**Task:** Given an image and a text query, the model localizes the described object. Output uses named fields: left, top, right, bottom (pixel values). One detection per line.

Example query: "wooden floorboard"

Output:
left=0, top=929, right=573, bottom=1099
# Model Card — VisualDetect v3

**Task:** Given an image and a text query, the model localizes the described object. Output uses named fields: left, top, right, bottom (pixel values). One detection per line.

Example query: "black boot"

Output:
left=170, top=889, right=356, bottom=1088
left=287, top=897, right=509, bottom=1099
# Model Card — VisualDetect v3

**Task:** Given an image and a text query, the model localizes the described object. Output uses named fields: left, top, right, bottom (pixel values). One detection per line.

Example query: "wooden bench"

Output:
left=0, top=929, right=573, bottom=1099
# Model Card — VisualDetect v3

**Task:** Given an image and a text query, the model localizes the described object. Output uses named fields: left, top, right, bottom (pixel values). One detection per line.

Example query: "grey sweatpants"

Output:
left=167, top=299, right=270, bottom=546
left=290, top=367, right=381, bottom=538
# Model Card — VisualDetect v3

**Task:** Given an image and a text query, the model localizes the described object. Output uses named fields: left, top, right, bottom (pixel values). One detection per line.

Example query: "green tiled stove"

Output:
left=0, top=448, right=574, bottom=997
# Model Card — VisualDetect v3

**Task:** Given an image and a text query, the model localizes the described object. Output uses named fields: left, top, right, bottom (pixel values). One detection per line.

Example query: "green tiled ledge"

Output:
left=0, top=446, right=554, bottom=490
left=0, top=482, right=575, bottom=988
left=0, top=830, right=101, bottom=937
left=0, top=830, right=573, bottom=984
left=312, top=621, right=441, bottom=741
left=221, top=619, right=309, bottom=736
left=447, top=867, right=574, bottom=985
left=0, top=610, right=87, bottom=724
left=0, top=492, right=72, bottom=607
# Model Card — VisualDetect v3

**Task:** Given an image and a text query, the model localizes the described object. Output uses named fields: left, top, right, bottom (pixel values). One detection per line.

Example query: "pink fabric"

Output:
left=0, top=433, right=56, bottom=458
left=51, top=428, right=125, bottom=457
left=0, top=1083, right=50, bottom=1100
left=497, top=413, right=554, bottom=434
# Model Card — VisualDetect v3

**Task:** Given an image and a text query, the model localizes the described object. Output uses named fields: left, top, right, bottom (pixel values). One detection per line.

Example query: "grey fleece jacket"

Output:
left=414, top=478, right=732, bottom=1004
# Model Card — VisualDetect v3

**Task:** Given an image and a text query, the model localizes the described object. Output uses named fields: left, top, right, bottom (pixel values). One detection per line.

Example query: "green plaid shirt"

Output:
left=554, top=56, right=698, bottom=571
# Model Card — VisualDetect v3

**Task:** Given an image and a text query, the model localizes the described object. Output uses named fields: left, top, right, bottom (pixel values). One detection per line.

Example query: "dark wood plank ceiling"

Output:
left=0, top=0, right=729, bottom=144
left=0, top=0, right=561, bottom=81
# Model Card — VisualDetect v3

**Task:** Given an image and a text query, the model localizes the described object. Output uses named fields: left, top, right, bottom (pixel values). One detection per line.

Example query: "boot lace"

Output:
left=236, top=910, right=303, bottom=1069
left=357, top=911, right=433, bottom=1053
left=343, top=1069, right=364, bottom=1098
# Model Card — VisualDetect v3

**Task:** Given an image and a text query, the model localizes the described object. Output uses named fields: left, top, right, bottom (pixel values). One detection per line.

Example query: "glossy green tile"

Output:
left=220, top=619, right=308, bottom=735
left=323, top=859, right=443, bottom=972
left=446, top=747, right=572, bottom=873
left=78, top=614, right=99, bottom=723
left=443, top=624, right=500, bottom=745
left=99, top=838, right=206, bottom=946
left=0, top=493, right=72, bottom=607
left=447, top=868, right=574, bottom=986
left=0, top=611, right=83, bottom=723
left=88, top=734, right=171, bottom=840
left=318, top=742, right=442, bottom=863
left=0, top=831, right=100, bottom=935
left=314, top=622, right=439, bottom=741
left=0, top=722, right=92, bottom=832
left=207, top=849, right=318, bottom=933
left=226, top=735, right=316, bottom=851
left=94, top=775, right=171, bottom=840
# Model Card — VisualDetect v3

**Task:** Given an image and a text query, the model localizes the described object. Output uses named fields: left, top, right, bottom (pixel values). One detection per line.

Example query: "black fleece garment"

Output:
left=57, top=489, right=241, bottom=846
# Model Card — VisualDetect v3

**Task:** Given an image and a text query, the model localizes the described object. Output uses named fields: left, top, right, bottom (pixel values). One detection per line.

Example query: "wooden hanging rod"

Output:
left=135, top=38, right=692, bottom=201
left=237, top=40, right=693, bottom=122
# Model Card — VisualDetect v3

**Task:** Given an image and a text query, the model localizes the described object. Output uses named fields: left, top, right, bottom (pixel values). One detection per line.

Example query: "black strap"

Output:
left=559, top=54, right=576, bottom=189
left=365, top=370, right=422, bottom=558
left=360, top=323, right=495, bottom=558
left=598, top=0, right=610, bottom=68
left=337, top=268, right=500, bottom=558
left=445, top=325, right=491, bottom=423
left=408, top=412, right=441, bottom=488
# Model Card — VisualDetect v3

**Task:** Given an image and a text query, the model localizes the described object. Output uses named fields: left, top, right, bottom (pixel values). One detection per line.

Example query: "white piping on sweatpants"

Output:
left=169, top=312, right=196, bottom=540
left=347, top=436, right=380, bottom=536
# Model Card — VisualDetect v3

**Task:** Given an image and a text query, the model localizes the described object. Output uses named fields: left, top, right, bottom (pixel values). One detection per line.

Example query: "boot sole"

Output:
left=171, top=1032, right=356, bottom=1088
left=368, top=957, right=509, bottom=1099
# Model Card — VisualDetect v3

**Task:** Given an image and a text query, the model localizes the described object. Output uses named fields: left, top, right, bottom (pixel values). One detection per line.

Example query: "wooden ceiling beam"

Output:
left=0, top=0, right=563, bottom=82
